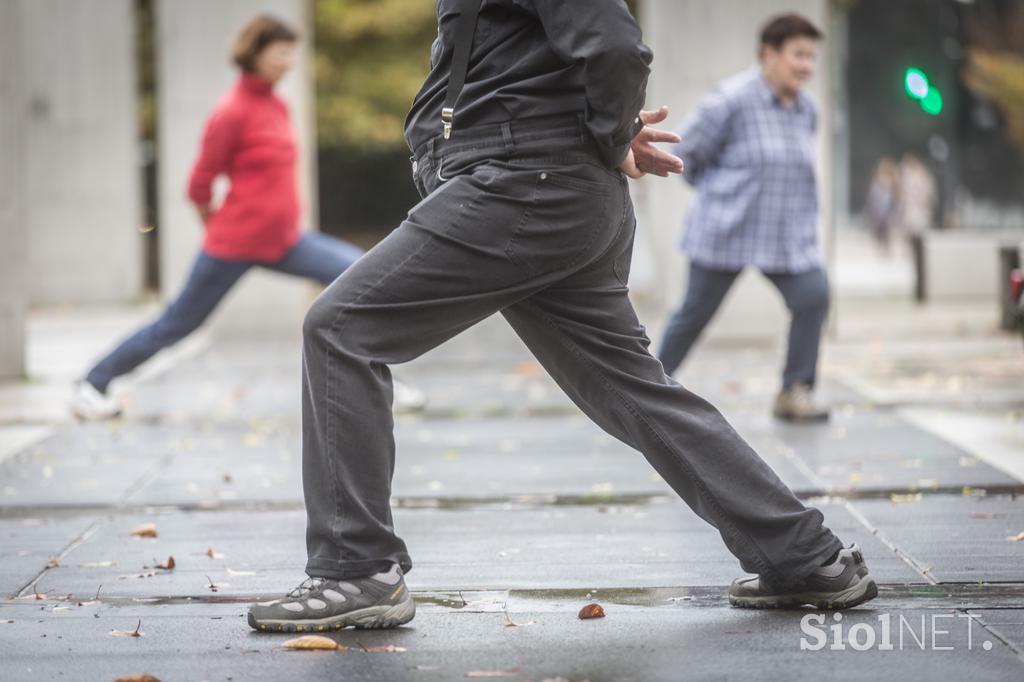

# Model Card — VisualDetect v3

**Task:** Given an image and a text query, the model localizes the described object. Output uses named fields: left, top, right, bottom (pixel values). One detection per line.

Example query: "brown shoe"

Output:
left=773, top=384, right=829, bottom=422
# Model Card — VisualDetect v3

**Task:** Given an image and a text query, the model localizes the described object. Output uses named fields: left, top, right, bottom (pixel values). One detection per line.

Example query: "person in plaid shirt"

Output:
left=658, top=13, right=830, bottom=422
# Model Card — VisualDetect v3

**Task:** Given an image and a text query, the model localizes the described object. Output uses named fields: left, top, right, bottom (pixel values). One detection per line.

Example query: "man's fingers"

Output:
left=642, top=128, right=681, bottom=144
left=635, top=146, right=684, bottom=175
left=639, top=105, right=670, bottom=125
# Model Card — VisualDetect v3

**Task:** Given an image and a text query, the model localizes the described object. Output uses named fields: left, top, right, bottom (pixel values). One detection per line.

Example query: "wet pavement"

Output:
left=2, top=314, right=1023, bottom=681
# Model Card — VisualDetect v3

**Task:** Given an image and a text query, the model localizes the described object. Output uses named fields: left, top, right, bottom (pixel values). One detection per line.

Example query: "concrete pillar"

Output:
left=0, top=1, right=28, bottom=379
left=21, top=0, right=143, bottom=305
left=155, top=0, right=317, bottom=336
left=636, top=0, right=832, bottom=344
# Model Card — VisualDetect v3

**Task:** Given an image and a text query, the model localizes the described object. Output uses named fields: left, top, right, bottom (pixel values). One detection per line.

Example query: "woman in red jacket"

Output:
left=73, top=15, right=424, bottom=419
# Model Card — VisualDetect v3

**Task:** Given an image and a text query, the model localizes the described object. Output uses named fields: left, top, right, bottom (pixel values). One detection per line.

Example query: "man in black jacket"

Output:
left=248, top=0, right=876, bottom=633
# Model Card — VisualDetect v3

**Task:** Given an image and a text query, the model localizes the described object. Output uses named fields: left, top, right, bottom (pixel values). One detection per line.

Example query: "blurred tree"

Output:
left=964, top=50, right=1024, bottom=150
left=314, top=0, right=437, bottom=150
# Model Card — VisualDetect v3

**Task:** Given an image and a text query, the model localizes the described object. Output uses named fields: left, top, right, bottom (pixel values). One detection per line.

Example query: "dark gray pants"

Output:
left=658, top=263, right=830, bottom=389
left=301, top=116, right=841, bottom=588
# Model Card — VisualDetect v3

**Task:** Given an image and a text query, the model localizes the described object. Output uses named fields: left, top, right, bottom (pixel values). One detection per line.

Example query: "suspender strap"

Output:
left=442, top=0, right=483, bottom=140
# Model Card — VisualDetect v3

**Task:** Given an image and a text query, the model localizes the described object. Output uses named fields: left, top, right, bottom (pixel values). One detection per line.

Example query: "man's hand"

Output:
left=618, top=106, right=684, bottom=179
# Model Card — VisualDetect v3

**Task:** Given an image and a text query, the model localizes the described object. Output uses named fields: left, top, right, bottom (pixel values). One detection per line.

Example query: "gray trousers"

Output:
left=301, top=115, right=841, bottom=588
left=658, top=262, right=830, bottom=389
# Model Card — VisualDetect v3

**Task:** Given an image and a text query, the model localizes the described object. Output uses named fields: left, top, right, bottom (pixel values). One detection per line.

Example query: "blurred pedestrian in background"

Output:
left=898, top=153, right=937, bottom=238
left=865, top=157, right=901, bottom=255
left=898, top=153, right=937, bottom=303
left=657, top=13, right=831, bottom=422
left=72, top=14, right=425, bottom=420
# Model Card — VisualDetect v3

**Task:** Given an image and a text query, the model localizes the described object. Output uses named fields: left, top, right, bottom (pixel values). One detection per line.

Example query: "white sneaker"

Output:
left=393, top=378, right=427, bottom=413
left=71, top=381, right=122, bottom=421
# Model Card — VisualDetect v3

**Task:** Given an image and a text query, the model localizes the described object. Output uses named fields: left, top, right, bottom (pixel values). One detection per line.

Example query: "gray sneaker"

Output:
left=773, top=384, right=830, bottom=422
left=248, top=565, right=415, bottom=633
left=729, top=544, right=878, bottom=609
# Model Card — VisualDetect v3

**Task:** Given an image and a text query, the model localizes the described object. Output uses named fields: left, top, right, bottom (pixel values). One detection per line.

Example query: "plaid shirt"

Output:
left=675, top=69, right=820, bottom=273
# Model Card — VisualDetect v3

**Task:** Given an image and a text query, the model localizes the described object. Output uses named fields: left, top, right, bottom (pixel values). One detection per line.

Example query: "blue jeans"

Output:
left=86, top=232, right=364, bottom=393
left=657, top=262, right=830, bottom=390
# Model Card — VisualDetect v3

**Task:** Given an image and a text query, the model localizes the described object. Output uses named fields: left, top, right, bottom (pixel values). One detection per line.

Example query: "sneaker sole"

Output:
left=248, top=594, right=416, bottom=633
left=729, top=577, right=878, bottom=610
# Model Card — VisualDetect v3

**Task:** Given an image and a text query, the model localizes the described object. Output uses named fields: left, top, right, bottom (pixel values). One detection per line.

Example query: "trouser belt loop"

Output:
left=501, top=121, right=515, bottom=154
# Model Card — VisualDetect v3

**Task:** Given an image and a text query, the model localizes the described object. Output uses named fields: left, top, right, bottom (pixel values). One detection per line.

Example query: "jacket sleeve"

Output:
left=676, top=89, right=733, bottom=186
left=527, top=0, right=653, bottom=168
left=187, top=107, right=243, bottom=206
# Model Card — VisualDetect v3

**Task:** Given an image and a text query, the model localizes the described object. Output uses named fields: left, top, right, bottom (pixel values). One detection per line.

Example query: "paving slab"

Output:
left=24, top=501, right=920, bottom=600
left=849, top=495, right=1024, bottom=583
left=0, top=601, right=1021, bottom=682
left=971, top=608, right=1024, bottom=654
left=0, top=516, right=101, bottom=596
left=0, top=423, right=174, bottom=509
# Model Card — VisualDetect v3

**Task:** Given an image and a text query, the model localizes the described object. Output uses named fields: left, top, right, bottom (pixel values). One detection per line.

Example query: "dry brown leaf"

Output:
left=1007, top=531, right=1024, bottom=542
left=577, top=603, right=605, bottom=619
left=114, top=675, right=162, bottom=682
left=465, top=670, right=521, bottom=678
left=111, top=620, right=143, bottom=638
left=280, top=635, right=345, bottom=651
left=130, top=523, right=158, bottom=539
left=362, top=644, right=407, bottom=653
left=155, top=556, right=175, bottom=570
left=46, top=555, right=60, bottom=568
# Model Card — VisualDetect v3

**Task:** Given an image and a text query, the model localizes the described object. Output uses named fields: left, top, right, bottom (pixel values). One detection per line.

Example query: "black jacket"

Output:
left=405, top=0, right=653, bottom=168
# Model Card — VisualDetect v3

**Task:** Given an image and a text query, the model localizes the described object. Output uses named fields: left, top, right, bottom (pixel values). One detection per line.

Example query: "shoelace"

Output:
left=286, top=576, right=326, bottom=599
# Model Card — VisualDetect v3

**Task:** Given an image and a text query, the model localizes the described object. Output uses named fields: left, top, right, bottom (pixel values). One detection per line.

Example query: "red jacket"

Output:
left=188, top=73, right=301, bottom=262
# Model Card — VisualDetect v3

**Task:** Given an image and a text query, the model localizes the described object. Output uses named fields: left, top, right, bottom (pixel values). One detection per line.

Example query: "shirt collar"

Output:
left=756, top=70, right=806, bottom=113
left=239, top=72, right=274, bottom=95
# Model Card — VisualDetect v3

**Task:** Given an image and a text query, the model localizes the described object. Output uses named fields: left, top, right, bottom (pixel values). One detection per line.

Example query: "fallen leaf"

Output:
left=515, top=360, right=543, bottom=378
left=578, top=603, right=605, bottom=620
left=155, top=556, right=175, bottom=570
left=204, top=546, right=225, bottom=559
left=503, top=610, right=535, bottom=628
left=111, top=620, right=143, bottom=638
left=466, top=670, right=521, bottom=678
left=280, top=635, right=345, bottom=651
left=222, top=473, right=233, bottom=483
left=114, top=676, right=162, bottom=682
left=130, top=523, right=158, bottom=539
left=46, top=555, right=60, bottom=568
left=361, top=644, right=407, bottom=653
left=1007, top=532, right=1024, bottom=542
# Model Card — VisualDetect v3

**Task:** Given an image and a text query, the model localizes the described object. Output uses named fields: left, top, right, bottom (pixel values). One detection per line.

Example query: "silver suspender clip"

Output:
left=441, top=107, right=454, bottom=140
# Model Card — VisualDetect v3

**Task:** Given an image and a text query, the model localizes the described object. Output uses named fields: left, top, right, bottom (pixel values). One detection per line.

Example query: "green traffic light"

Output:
left=904, top=68, right=929, bottom=100
left=904, top=67, right=942, bottom=116
left=921, top=87, right=943, bottom=115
